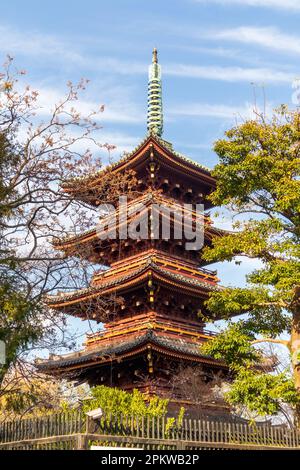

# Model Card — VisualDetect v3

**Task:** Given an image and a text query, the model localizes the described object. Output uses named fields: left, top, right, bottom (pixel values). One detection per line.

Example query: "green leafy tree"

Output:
left=202, top=106, right=300, bottom=423
left=0, top=279, right=42, bottom=381
left=82, top=386, right=185, bottom=437
left=202, top=323, right=298, bottom=422
left=227, top=368, right=299, bottom=417
left=83, top=385, right=169, bottom=418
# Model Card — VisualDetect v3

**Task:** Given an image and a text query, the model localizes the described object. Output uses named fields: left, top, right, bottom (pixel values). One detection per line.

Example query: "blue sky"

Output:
left=2, top=0, right=299, bottom=166
left=3, top=0, right=298, bottom=346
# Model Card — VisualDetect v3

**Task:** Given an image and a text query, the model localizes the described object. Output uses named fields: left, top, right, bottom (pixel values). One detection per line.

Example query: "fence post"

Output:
left=177, top=440, right=186, bottom=450
left=75, top=434, right=88, bottom=450
left=86, top=416, right=97, bottom=434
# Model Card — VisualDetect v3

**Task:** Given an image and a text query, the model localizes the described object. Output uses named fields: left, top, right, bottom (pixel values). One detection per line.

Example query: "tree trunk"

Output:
left=291, top=287, right=300, bottom=427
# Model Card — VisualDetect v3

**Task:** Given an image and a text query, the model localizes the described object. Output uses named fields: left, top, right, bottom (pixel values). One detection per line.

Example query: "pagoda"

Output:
left=37, top=50, right=232, bottom=414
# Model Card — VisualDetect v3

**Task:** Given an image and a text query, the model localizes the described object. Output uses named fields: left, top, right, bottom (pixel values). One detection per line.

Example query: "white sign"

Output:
left=86, top=408, right=103, bottom=419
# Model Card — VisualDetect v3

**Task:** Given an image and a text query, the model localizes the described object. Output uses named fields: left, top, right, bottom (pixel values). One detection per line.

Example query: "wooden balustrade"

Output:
left=0, top=412, right=299, bottom=450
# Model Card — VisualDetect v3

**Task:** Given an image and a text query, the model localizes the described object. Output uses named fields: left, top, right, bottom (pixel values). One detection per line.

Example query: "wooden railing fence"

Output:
left=0, top=411, right=300, bottom=450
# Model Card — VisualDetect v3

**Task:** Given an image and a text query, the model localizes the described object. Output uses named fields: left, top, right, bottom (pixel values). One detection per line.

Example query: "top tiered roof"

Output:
left=61, top=133, right=216, bottom=207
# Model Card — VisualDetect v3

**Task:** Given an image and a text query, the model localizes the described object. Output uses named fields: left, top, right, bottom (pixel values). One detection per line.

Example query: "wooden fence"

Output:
left=0, top=411, right=300, bottom=450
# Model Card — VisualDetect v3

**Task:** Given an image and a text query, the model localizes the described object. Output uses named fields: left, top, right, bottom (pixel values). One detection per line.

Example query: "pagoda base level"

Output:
left=83, top=355, right=229, bottom=419
left=38, top=332, right=230, bottom=419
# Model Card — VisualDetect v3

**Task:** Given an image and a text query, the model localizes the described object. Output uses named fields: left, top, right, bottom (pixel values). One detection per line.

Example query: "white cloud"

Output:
left=211, top=26, right=300, bottom=55
left=194, top=0, right=300, bottom=11
left=15, top=83, right=140, bottom=156
left=34, top=85, right=144, bottom=125
left=0, top=25, right=82, bottom=62
left=0, top=22, right=294, bottom=87
left=1, top=22, right=294, bottom=85
left=169, top=102, right=265, bottom=119
left=0, top=24, right=147, bottom=75
left=165, top=63, right=292, bottom=83
left=68, top=130, right=139, bottom=157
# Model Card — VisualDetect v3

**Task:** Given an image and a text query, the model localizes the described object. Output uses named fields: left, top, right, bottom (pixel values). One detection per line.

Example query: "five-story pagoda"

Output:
left=37, top=50, right=231, bottom=413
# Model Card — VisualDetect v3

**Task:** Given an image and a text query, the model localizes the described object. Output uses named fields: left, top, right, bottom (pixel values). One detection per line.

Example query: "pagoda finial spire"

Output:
left=147, top=48, right=163, bottom=136
left=152, top=47, right=158, bottom=64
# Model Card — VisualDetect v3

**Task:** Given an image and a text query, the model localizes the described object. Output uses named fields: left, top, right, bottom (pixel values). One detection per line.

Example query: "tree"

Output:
left=0, top=364, right=88, bottom=421
left=82, top=385, right=185, bottom=436
left=202, top=323, right=298, bottom=425
left=170, top=366, right=226, bottom=419
left=0, top=58, right=135, bottom=404
left=83, top=385, right=170, bottom=418
left=201, top=106, right=300, bottom=424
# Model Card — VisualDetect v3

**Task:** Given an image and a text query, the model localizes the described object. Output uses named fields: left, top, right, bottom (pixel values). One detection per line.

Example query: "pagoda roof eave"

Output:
left=53, top=224, right=226, bottom=253
left=36, top=330, right=226, bottom=372
left=62, top=133, right=215, bottom=196
left=52, top=191, right=226, bottom=252
left=45, top=260, right=221, bottom=310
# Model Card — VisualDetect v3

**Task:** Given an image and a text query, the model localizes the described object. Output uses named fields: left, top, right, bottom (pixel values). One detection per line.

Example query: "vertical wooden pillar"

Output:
left=75, top=434, right=88, bottom=450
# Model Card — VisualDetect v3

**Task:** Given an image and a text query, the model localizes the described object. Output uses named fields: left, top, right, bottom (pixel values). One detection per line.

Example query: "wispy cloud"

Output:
left=210, top=26, right=300, bottom=55
left=34, top=85, right=144, bottom=125
left=1, top=22, right=294, bottom=85
left=194, top=0, right=300, bottom=12
left=17, top=116, right=138, bottom=159
left=169, top=101, right=272, bottom=120
left=0, top=22, right=295, bottom=88
left=169, top=102, right=251, bottom=119
left=69, top=130, right=139, bottom=157
left=0, top=24, right=147, bottom=75
left=0, top=25, right=83, bottom=62
left=165, top=63, right=292, bottom=83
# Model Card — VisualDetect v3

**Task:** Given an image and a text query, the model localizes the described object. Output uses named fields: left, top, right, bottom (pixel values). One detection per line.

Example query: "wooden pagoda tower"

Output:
left=37, top=50, right=231, bottom=414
